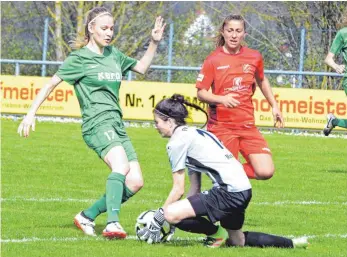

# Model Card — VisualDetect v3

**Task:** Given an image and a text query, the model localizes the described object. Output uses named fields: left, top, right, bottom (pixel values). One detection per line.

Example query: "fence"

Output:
left=1, top=18, right=345, bottom=89
left=0, top=58, right=344, bottom=87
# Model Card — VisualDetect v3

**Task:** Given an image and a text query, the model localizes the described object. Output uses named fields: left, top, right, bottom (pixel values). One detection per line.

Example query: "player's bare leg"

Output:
left=163, top=199, right=196, bottom=224
left=245, top=153, right=274, bottom=180
left=74, top=161, right=143, bottom=237
left=124, top=161, right=144, bottom=194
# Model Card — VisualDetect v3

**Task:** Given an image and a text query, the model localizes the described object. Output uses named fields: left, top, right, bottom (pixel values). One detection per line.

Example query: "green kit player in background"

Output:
left=17, top=7, right=166, bottom=239
left=323, top=13, right=347, bottom=136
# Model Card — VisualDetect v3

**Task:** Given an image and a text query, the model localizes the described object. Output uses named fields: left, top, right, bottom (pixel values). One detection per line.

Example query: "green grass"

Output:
left=1, top=119, right=347, bottom=257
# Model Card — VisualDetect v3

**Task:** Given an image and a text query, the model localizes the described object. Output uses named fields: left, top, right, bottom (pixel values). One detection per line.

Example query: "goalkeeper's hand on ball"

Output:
left=162, top=225, right=176, bottom=242
left=137, top=208, right=165, bottom=244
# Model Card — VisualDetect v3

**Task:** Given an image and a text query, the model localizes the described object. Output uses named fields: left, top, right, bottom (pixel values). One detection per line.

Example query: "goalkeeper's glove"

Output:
left=162, top=225, right=176, bottom=242
left=137, top=208, right=165, bottom=244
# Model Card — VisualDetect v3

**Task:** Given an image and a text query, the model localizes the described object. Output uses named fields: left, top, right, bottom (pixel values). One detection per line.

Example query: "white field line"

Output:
left=3, top=114, right=347, bottom=139
left=1, top=198, right=347, bottom=206
left=0, top=235, right=203, bottom=244
left=1, top=234, right=347, bottom=244
left=255, top=201, right=347, bottom=205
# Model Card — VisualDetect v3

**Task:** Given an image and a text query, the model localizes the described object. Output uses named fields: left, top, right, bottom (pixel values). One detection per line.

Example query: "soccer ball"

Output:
left=135, top=210, right=172, bottom=242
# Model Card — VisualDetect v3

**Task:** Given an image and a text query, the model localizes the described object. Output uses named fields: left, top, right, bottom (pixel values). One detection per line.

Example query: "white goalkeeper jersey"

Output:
left=166, top=126, right=252, bottom=192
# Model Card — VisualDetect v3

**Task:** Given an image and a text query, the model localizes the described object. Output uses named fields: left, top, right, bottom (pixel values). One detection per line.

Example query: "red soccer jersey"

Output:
left=196, top=46, right=264, bottom=127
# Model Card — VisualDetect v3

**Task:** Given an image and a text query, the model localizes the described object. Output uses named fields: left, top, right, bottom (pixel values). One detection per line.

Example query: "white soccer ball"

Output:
left=135, top=210, right=172, bottom=242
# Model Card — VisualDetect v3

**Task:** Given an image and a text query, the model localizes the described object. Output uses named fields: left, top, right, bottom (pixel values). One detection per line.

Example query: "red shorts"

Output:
left=208, top=125, right=271, bottom=161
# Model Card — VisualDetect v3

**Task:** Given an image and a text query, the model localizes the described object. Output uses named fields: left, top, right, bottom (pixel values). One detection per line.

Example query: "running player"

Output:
left=17, top=6, right=166, bottom=239
left=323, top=14, right=347, bottom=136
left=196, top=14, right=284, bottom=180
left=137, top=94, right=308, bottom=249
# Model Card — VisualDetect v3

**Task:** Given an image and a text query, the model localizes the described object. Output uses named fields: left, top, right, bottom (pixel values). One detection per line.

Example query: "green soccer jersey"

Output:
left=56, top=46, right=137, bottom=132
left=330, top=27, right=347, bottom=76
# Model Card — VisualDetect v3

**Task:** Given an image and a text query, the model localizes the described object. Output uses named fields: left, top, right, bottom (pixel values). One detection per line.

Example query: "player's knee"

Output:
left=127, top=162, right=144, bottom=192
left=228, top=240, right=245, bottom=247
left=163, top=207, right=174, bottom=223
left=163, top=206, right=180, bottom=224
left=132, top=177, right=144, bottom=192
left=227, top=230, right=245, bottom=247
left=256, top=168, right=274, bottom=180
left=126, top=176, right=144, bottom=193
left=254, top=164, right=275, bottom=180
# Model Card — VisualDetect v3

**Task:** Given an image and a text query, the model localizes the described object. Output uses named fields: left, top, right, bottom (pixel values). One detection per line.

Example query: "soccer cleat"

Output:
left=74, top=212, right=96, bottom=236
left=203, top=226, right=228, bottom=248
left=323, top=113, right=336, bottom=136
left=102, top=222, right=127, bottom=239
left=292, top=236, right=309, bottom=249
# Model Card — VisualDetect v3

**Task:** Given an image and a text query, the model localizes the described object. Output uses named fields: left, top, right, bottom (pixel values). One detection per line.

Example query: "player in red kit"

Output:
left=196, top=14, right=284, bottom=180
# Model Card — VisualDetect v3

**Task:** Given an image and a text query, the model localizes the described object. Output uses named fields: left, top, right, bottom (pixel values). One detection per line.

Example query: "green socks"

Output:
left=122, top=186, right=135, bottom=203
left=332, top=118, right=347, bottom=129
left=83, top=194, right=107, bottom=220
left=210, top=225, right=228, bottom=239
left=83, top=178, right=135, bottom=221
left=106, top=173, right=125, bottom=223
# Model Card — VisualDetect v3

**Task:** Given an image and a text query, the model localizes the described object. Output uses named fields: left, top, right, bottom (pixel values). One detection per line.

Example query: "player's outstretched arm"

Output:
left=132, top=16, right=166, bottom=75
left=17, top=75, right=62, bottom=137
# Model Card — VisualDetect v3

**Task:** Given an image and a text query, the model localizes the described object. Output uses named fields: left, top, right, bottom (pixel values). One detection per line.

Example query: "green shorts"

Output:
left=343, top=78, right=347, bottom=96
left=82, top=113, right=137, bottom=161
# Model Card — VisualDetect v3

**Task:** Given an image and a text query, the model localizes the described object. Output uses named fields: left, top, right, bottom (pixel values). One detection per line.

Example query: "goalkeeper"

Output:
left=137, top=94, right=308, bottom=249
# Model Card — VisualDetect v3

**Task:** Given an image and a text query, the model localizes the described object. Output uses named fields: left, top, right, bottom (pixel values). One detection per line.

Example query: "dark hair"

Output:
left=70, top=7, right=112, bottom=49
left=215, top=14, right=246, bottom=47
left=154, top=94, right=208, bottom=128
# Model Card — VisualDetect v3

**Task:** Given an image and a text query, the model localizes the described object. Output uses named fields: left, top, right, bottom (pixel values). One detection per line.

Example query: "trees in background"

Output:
left=1, top=1, right=346, bottom=89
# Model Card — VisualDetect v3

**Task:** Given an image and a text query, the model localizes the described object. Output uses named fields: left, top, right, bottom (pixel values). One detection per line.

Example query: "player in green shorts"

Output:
left=17, top=6, right=166, bottom=239
left=323, top=14, right=347, bottom=136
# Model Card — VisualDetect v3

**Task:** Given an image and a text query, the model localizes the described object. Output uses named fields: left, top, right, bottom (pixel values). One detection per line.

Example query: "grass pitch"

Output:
left=1, top=119, right=347, bottom=257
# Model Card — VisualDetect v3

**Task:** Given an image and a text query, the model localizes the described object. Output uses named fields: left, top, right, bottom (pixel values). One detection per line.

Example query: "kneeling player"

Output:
left=137, top=94, right=308, bottom=249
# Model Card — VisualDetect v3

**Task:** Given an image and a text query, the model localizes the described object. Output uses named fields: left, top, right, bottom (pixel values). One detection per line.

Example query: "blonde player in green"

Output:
left=17, top=7, right=166, bottom=239
left=323, top=14, right=347, bottom=136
